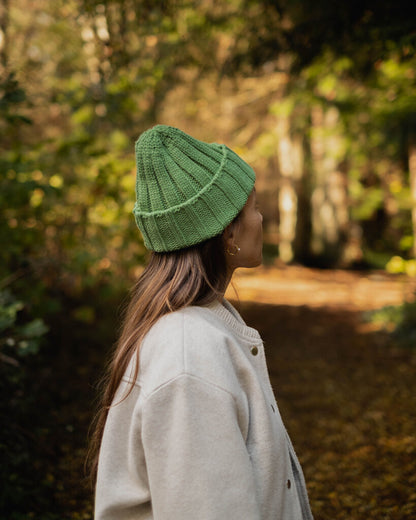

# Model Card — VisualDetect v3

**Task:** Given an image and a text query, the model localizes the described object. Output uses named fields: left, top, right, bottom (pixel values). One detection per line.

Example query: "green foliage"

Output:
left=0, top=290, right=49, bottom=516
left=386, top=256, right=416, bottom=277
left=284, top=42, right=416, bottom=264
left=0, top=72, right=32, bottom=127
left=365, top=300, right=416, bottom=349
left=0, top=290, right=48, bottom=361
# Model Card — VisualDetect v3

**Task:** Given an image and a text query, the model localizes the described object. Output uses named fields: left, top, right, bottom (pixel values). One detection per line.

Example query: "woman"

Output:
left=91, top=125, right=313, bottom=519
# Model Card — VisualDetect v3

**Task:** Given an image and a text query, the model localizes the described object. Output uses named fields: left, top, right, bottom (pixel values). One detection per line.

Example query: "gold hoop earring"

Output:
left=226, top=244, right=240, bottom=256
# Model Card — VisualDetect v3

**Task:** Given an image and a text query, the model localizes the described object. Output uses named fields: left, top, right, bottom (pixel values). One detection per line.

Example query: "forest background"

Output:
left=1, top=0, right=416, bottom=519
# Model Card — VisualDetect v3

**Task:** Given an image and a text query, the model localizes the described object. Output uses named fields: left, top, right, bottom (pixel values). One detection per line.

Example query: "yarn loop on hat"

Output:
left=133, top=125, right=255, bottom=252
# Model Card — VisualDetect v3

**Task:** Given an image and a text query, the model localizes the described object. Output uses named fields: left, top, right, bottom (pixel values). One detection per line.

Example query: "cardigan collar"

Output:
left=205, top=298, right=262, bottom=343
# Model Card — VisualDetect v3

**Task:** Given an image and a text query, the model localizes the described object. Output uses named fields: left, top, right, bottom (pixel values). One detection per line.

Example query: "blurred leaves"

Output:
left=0, top=290, right=48, bottom=362
left=366, top=298, right=416, bottom=348
left=0, top=72, right=32, bottom=126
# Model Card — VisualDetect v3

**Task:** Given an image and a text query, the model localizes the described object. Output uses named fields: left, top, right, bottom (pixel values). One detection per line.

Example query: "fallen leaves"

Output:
left=236, top=266, right=416, bottom=520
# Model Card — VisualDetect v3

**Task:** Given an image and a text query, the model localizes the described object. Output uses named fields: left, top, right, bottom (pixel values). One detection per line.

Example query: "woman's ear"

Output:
left=223, top=221, right=236, bottom=250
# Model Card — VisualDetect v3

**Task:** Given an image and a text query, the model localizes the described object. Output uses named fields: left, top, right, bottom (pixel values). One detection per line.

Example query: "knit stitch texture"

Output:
left=133, top=125, right=255, bottom=251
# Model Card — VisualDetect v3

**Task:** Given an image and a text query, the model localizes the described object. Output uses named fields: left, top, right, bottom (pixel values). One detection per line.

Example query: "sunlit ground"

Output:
left=227, top=264, right=415, bottom=309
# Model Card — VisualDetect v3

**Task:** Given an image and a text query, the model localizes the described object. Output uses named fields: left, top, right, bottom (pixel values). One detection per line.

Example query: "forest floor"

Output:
left=227, top=265, right=416, bottom=520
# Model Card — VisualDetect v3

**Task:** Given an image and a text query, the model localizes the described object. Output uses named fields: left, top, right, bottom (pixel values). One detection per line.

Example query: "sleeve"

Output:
left=141, top=373, right=261, bottom=520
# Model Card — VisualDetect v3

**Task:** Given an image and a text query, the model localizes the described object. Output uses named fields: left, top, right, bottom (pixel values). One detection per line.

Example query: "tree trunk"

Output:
left=0, top=0, right=9, bottom=73
left=275, top=115, right=304, bottom=263
left=409, top=132, right=416, bottom=258
left=309, top=104, right=349, bottom=266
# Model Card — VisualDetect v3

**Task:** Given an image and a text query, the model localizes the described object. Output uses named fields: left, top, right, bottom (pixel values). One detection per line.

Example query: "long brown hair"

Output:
left=87, top=232, right=230, bottom=484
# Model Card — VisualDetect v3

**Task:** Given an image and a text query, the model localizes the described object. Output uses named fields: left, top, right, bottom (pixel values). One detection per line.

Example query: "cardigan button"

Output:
left=287, top=479, right=291, bottom=489
left=250, top=346, right=258, bottom=356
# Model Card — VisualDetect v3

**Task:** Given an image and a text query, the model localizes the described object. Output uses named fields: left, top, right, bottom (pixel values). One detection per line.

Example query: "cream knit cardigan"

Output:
left=95, top=299, right=313, bottom=520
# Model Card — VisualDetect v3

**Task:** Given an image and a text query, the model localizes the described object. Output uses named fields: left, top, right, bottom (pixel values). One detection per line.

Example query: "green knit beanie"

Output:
left=133, top=125, right=255, bottom=252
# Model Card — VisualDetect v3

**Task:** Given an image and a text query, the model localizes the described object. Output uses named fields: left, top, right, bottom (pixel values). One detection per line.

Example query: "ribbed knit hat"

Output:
left=133, top=125, right=255, bottom=252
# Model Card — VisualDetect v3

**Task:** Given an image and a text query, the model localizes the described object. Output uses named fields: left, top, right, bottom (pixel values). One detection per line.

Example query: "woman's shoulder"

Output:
left=137, top=304, right=243, bottom=395
left=143, top=304, right=233, bottom=347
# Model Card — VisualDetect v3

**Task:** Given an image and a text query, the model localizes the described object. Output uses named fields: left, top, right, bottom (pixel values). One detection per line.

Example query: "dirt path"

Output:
left=227, top=265, right=415, bottom=309
left=228, top=266, right=416, bottom=520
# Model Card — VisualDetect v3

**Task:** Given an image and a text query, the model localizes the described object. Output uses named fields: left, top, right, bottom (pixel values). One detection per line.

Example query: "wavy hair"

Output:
left=87, top=231, right=231, bottom=484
